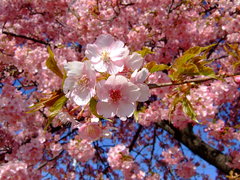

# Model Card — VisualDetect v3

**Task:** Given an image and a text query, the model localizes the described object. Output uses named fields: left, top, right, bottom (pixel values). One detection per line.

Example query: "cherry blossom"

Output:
left=162, top=147, right=184, bottom=165
left=0, top=0, right=240, bottom=179
left=96, top=75, right=140, bottom=119
left=176, top=161, right=196, bottom=179
left=85, top=34, right=129, bottom=74
left=66, top=138, right=95, bottom=163
left=63, top=60, right=96, bottom=106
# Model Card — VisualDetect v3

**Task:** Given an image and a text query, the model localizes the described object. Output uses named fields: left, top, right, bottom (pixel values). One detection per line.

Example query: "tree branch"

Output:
left=148, top=72, right=240, bottom=89
left=156, top=121, right=239, bottom=175
left=128, top=124, right=143, bottom=152
left=2, top=31, right=49, bottom=46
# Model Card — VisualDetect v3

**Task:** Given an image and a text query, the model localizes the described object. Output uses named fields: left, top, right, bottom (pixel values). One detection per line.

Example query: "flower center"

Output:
left=109, top=89, right=122, bottom=103
left=77, top=75, right=89, bottom=86
left=101, top=51, right=111, bottom=62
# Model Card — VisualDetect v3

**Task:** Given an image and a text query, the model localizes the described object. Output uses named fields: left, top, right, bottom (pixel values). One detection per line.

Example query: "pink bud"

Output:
left=234, top=75, right=240, bottom=84
left=78, top=123, right=103, bottom=141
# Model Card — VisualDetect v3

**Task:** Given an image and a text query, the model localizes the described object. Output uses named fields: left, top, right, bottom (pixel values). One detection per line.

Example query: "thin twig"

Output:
left=37, top=150, right=64, bottom=170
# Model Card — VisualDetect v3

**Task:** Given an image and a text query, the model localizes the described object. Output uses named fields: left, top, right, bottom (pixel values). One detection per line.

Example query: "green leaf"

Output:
left=224, top=44, right=240, bottom=70
left=182, top=97, right=199, bottom=123
left=150, top=64, right=169, bottom=73
left=44, top=94, right=68, bottom=131
left=169, top=44, right=217, bottom=81
left=46, top=46, right=64, bottom=79
left=169, top=94, right=183, bottom=116
left=136, top=47, right=154, bottom=57
left=27, top=90, right=64, bottom=113
left=48, top=95, right=68, bottom=119
left=144, top=61, right=169, bottom=73
left=134, top=110, right=139, bottom=122
left=89, top=97, right=103, bottom=118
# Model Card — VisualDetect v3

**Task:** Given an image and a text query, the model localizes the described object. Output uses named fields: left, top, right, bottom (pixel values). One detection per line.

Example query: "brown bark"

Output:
left=157, top=120, right=239, bottom=175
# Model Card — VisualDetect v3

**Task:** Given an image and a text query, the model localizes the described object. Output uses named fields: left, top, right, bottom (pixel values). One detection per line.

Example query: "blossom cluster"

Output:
left=63, top=34, right=150, bottom=120
left=65, top=138, right=95, bottom=163
left=107, top=144, right=145, bottom=180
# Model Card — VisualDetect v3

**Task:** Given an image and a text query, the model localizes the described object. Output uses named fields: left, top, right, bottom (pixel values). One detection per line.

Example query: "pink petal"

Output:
left=70, top=86, right=92, bottom=106
left=85, top=44, right=101, bottom=63
left=110, top=40, right=124, bottom=50
left=131, top=68, right=149, bottom=83
left=107, top=62, right=124, bottom=74
left=126, top=52, right=143, bottom=71
left=97, top=101, right=117, bottom=118
left=117, top=102, right=135, bottom=118
left=96, top=80, right=109, bottom=101
left=110, top=47, right=129, bottom=61
left=137, top=84, right=150, bottom=102
left=121, top=82, right=140, bottom=102
left=93, top=60, right=108, bottom=72
left=95, top=34, right=114, bottom=49
left=105, top=75, right=128, bottom=87
left=63, top=76, right=77, bottom=94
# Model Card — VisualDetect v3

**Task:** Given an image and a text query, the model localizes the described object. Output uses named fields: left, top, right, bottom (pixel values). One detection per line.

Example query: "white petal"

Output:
left=110, top=40, right=124, bottom=50
left=83, top=61, right=96, bottom=87
left=64, top=61, right=83, bottom=76
left=97, top=101, right=117, bottom=118
left=110, top=47, right=129, bottom=61
left=107, top=62, right=124, bottom=74
left=137, top=84, right=150, bottom=102
left=69, top=86, right=92, bottom=106
left=63, top=76, right=76, bottom=94
left=117, top=102, right=135, bottom=118
left=126, top=52, right=143, bottom=71
left=131, top=68, right=149, bottom=83
left=93, top=61, right=108, bottom=72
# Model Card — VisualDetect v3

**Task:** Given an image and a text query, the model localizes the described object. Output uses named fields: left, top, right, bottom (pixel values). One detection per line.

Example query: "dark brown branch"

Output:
left=2, top=31, right=49, bottom=45
left=93, top=142, right=112, bottom=179
left=150, top=125, right=157, bottom=163
left=156, top=121, right=239, bottom=175
left=128, top=124, right=143, bottom=152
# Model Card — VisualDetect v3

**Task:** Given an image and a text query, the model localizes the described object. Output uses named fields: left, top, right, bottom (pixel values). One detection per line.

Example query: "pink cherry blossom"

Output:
left=107, top=144, right=131, bottom=170
left=66, top=139, right=95, bottom=163
left=162, top=147, right=184, bottom=165
left=228, top=151, right=240, bottom=169
left=63, top=60, right=96, bottom=106
left=85, top=34, right=129, bottom=74
left=0, top=161, right=41, bottom=180
left=1, top=0, right=240, bottom=179
left=96, top=75, right=140, bottom=119
left=176, top=161, right=196, bottom=179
